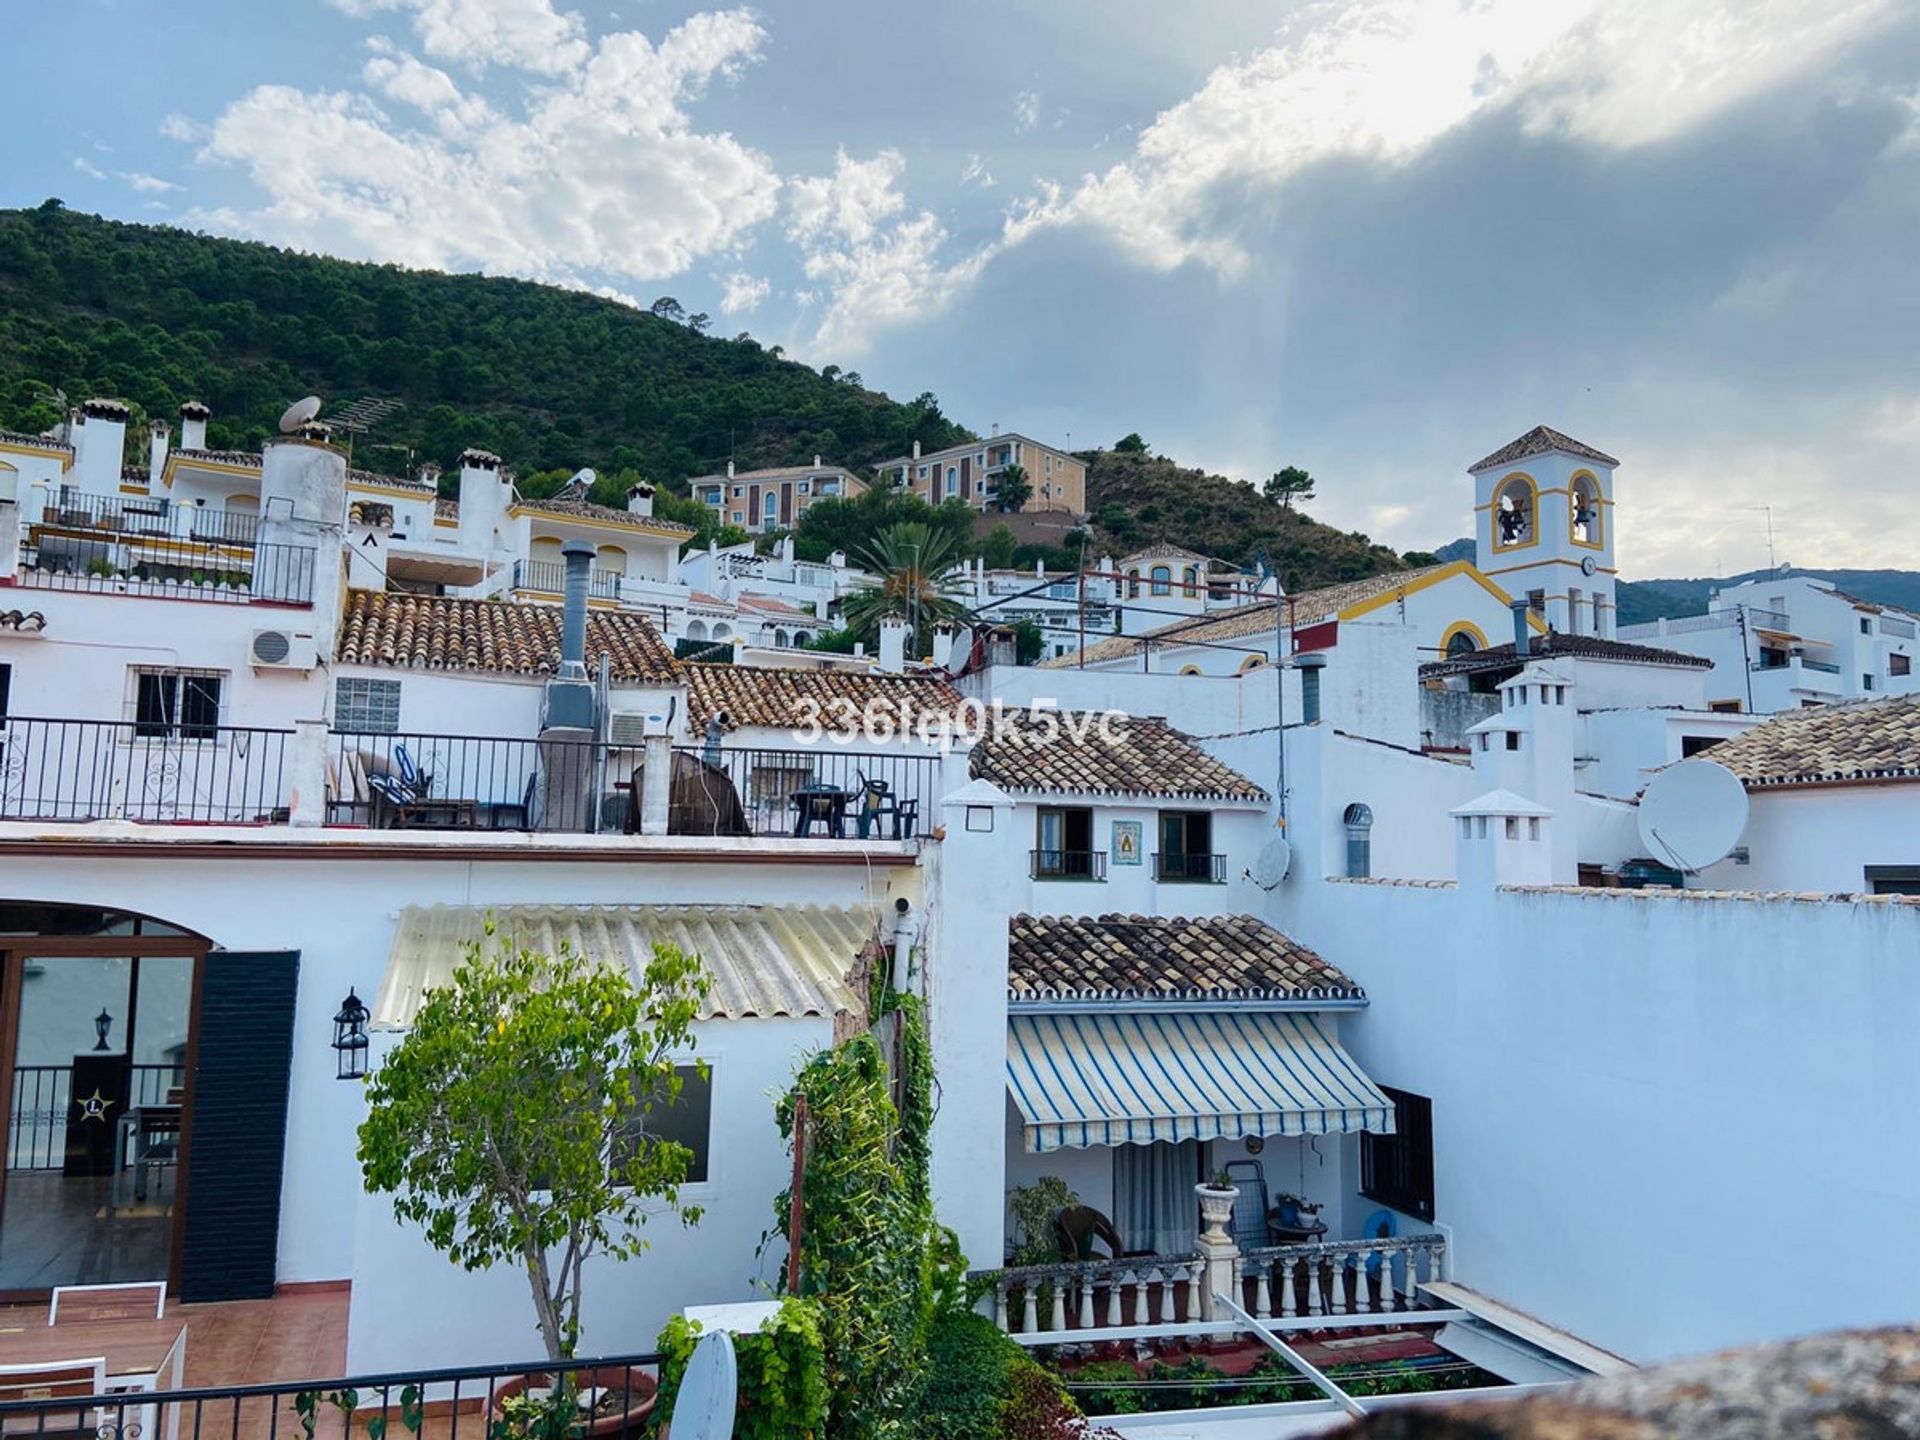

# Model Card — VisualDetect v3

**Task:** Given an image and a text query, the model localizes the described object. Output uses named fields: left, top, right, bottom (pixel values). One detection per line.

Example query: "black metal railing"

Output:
left=1751, top=656, right=1841, bottom=675
left=0, top=717, right=294, bottom=823
left=17, top=538, right=318, bottom=605
left=1154, top=851, right=1226, bottom=882
left=669, top=744, right=936, bottom=839
left=0, top=1350, right=664, bottom=1440
left=7, top=1063, right=181, bottom=1170
left=33, top=490, right=262, bottom=546
left=1031, top=849, right=1107, bottom=881
left=328, top=730, right=608, bottom=832
left=511, top=558, right=624, bottom=600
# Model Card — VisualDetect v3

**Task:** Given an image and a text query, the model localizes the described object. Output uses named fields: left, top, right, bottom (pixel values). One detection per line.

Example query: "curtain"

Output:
left=1113, top=1140, right=1198, bottom=1256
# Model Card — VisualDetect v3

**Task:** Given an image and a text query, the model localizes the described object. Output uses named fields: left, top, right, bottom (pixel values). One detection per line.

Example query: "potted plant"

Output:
left=1195, top=1171, right=1240, bottom=1244
left=358, top=929, right=711, bottom=1430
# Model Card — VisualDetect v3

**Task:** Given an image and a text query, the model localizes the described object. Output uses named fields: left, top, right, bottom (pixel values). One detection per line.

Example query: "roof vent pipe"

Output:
left=1296, top=650, right=1327, bottom=724
left=1511, top=599, right=1533, bottom=657
left=560, top=540, right=595, bottom=679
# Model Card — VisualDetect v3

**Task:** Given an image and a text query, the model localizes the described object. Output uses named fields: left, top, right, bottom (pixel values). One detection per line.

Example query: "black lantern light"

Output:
left=332, top=988, right=371, bottom=1080
left=93, top=1008, right=113, bottom=1052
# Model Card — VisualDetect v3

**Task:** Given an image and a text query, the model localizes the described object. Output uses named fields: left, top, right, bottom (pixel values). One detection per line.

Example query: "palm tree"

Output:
left=996, top=465, right=1033, bottom=513
left=841, top=522, right=974, bottom=655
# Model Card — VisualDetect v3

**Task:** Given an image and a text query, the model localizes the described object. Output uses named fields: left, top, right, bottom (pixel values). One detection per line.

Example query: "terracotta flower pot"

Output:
left=490, top=1365, right=658, bottom=1439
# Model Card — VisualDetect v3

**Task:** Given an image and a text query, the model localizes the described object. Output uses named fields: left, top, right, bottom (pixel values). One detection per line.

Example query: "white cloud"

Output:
left=787, top=148, right=908, bottom=249
left=717, top=271, right=771, bottom=314
left=159, top=113, right=207, bottom=144
left=1014, top=0, right=1898, bottom=274
left=1013, top=90, right=1041, bottom=131
left=960, top=153, right=995, bottom=188
left=328, top=0, right=591, bottom=75
left=175, top=9, right=781, bottom=288
left=122, top=172, right=182, bottom=194
left=72, top=157, right=108, bottom=180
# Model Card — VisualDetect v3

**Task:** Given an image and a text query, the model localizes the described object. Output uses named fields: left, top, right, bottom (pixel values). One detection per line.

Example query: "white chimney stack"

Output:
left=74, top=398, right=129, bottom=495
left=991, top=422, right=1000, bottom=437
left=179, top=400, right=209, bottom=452
left=877, top=615, right=910, bottom=674
left=627, top=482, right=655, bottom=517
left=726, top=459, right=736, bottom=479
left=1451, top=791, right=1554, bottom=889
left=911, top=440, right=922, bottom=461
left=147, top=420, right=169, bottom=479
left=931, top=622, right=958, bottom=672
left=458, top=448, right=509, bottom=543
left=813, top=454, right=822, bottom=468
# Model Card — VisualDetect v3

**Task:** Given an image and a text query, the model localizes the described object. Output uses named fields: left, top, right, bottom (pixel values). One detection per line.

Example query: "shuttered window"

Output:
left=1361, top=1086, right=1434, bottom=1222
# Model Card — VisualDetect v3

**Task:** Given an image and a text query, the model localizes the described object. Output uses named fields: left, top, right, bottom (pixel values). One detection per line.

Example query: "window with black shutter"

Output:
left=1361, top=1086, right=1434, bottom=1221
left=131, top=668, right=224, bottom=739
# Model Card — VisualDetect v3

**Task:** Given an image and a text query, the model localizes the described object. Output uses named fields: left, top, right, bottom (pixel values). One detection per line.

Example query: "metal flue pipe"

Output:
left=559, top=540, right=594, bottom=678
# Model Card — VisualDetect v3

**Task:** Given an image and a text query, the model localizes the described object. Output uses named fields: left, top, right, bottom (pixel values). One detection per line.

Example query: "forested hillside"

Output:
left=0, top=202, right=967, bottom=481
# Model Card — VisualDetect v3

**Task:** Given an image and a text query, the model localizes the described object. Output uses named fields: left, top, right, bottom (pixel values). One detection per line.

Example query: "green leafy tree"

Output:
left=650, top=296, right=685, bottom=322
left=979, top=523, right=1018, bottom=571
left=686, top=312, right=711, bottom=334
left=1264, top=465, right=1316, bottom=511
left=994, top=465, right=1032, bottom=513
left=839, top=522, right=974, bottom=653
left=1112, top=432, right=1149, bottom=454
left=357, top=930, right=711, bottom=1362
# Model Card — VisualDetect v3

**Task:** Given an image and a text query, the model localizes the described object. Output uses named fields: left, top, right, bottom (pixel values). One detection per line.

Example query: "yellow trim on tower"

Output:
left=1438, top=620, right=1489, bottom=655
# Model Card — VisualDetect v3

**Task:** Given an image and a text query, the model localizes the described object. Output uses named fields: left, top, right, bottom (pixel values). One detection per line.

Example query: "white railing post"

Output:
left=1049, top=1282, right=1066, bottom=1334
left=1130, top=1268, right=1149, bottom=1326
left=994, top=1280, right=1009, bottom=1333
left=1020, top=1282, right=1037, bottom=1335
left=1077, top=1276, right=1094, bottom=1330
left=1306, top=1253, right=1324, bottom=1316
left=1105, top=1276, right=1122, bottom=1328
left=1186, top=1259, right=1203, bottom=1323
left=1280, top=1255, right=1298, bottom=1318
left=1253, top=1260, right=1271, bottom=1320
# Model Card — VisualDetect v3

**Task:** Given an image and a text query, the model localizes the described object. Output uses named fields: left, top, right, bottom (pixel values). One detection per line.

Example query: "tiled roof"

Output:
left=336, top=591, right=682, bottom=683
left=1420, top=633, right=1713, bottom=679
left=1469, top=425, right=1619, bottom=473
left=349, top=468, right=435, bottom=495
left=970, top=709, right=1268, bottom=801
left=1698, top=695, right=1920, bottom=789
left=685, top=662, right=963, bottom=734
left=174, top=447, right=261, bottom=470
left=689, top=464, right=863, bottom=483
left=1041, top=565, right=1451, bottom=668
left=1121, top=542, right=1211, bottom=565
left=738, top=594, right=810, bottom=617
left=516, top=496, right=695, bottom=538
left=434, top=496, right=459, bottom=521
left=1007, top=913, right=1362, bottom=1002
left=0, top=429, right=72, bottom=454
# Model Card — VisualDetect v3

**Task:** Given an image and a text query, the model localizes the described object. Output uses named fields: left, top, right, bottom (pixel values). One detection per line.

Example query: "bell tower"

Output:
left=1471, top=425, right=1618, bottom=637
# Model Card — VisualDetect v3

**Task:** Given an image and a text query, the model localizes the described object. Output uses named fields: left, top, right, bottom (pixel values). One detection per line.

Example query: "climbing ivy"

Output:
left=655, top=1296, right=829, bottom=1440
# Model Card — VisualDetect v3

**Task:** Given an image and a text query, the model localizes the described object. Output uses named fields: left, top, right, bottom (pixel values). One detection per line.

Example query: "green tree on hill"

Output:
left=1113, top=432, right=1150, bottom=454
left=1264, top=465, right=1316, bottom=510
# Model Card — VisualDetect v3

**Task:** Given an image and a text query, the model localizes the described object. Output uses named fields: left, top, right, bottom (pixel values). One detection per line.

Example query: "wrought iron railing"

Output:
left=1154, top=851, right=1226, bottom=882
left=328, top=729, right=607, bottom=832
left=1751, top=656, right=1841, bottom=675
left=32, top=490, right=261, bottom=546
left=0, top=717, right=294, bottom=823
left=669, top=744, right=936, bottom=839
left=0, top=1350, right=665, bottom=1440
left=511, top=558, right=624, bottom=600
left=7, top=1062, right=181, bottom=1170
left=16, top=538, right=318, bottom=605
left=1031, top=848, right=1107, bottom=880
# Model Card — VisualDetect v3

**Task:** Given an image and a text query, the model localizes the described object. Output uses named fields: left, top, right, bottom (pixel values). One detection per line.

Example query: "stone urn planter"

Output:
left=490, top=1365, right=658, bottom=1439
left=1195, top=1182, right=1240, bottom=1245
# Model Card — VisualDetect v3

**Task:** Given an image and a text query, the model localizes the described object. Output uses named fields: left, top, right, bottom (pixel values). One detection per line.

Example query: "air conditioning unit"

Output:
left=607, top=710, right=667, bottom=746
left=249, top=629, right=318, bottom=671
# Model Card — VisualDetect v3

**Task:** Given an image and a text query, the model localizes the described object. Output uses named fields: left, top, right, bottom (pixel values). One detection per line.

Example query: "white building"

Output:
left=1618, top=573, right=1920, bottom=713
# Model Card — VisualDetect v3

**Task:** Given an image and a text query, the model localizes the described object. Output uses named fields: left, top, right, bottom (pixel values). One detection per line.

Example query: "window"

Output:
left=1526, top=589, right=1546, bottom=615
left=762, top=492, right=778, bottom=527
left=1149, top=565, right=1172, bottom=596
left=701, top=488, right=722, bottom=505
left=1492, top=475, right=1534, bottom=548
left=1157, top=810, right=1216, bottom=881
left=1505, top=731, right=1521, bottom=751
left=335, top=677, right=401, bottom=734
left=1361, top=1087, right=1434, bottom=1221
left=1865, top=866, right=1920, bottom=897
left=946, top=466, right=958, bottom=495
left=1034, top=806, right=1097, bottom=878
left=131, top=668, right=222, bottom=739
left=1182, top=566, right=1199, bottom=595
left=797, top=480, right=810, bottom=495
left=1709, top=699, right=1743, bottom=713
left=731, top=485, right=743, bottom=499
left=1680, top=735, right=1724, bottom=758
left=1860, top=617, right=1873, bottom=635
left=0, top=662, right=10, bottom=718
left=730, top=510, right=744, bottom=524
left=1863, top=674, right=1876, bottom=692
left=1127, top=569, right=1141, bottom=600
left=1892, top=654, right=1911, bottom=677
left=612, top=1064, right=712, bottom=1184
left=1342, top=803, right=1373, bottom=878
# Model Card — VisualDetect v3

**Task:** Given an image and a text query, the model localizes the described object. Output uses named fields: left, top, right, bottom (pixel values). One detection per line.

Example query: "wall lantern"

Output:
left=332, top=989, right=371, bottom=1080
left=93, top=1008, right=113, bottom=1052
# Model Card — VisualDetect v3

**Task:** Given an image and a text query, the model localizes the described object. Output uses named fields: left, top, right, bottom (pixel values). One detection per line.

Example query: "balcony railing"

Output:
left=1881, top=615, right=1917, bottom=639
left=7, top=1062, right=182, bottom=1170
left=672, top=744, right=936, bottom=839
left=1751, top=656, right=1841, bottom=675
left=1155, top=851, right=1226, bottom=883
left=0, top=717, right=294, bottom=823
left=17, top=538, right=317, bottom=605
left=32, top=490, right=261, bottom=547
left=1032, top=848, right=1107, bottom=881
left=0, top=1350, right=664, bottom=1440
left=511, top=558, right=624, bottom=600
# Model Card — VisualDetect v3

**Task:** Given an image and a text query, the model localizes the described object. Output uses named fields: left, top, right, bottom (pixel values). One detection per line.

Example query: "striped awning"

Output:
left=1007, top=1010, right=1395, bottom=1153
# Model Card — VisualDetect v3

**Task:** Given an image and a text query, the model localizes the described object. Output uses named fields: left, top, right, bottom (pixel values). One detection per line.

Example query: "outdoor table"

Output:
left=0, top=1314, right=187, bottom=1440
left=789, top=786, right=848, bottom=837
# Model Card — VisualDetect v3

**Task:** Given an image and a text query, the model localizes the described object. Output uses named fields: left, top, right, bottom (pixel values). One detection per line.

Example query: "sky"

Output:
left=4, top=0, right=1919, bottom=579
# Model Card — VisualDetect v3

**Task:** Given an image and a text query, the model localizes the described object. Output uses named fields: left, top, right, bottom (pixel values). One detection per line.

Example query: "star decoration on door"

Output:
left=76, top=1089, right=116, bottom=1123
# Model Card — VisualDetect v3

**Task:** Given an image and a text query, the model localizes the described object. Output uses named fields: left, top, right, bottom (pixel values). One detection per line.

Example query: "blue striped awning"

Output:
left=1007, top=1011, right=1395, bottom=1153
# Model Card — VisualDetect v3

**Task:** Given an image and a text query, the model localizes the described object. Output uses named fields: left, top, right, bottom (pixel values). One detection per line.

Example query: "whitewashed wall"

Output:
left=1695, top=785, right=1918, bottom=893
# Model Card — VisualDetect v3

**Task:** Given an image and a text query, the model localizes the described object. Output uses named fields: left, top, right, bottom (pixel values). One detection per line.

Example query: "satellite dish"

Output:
left=665, top=1330, right=737, bottom=1440
left=278, top=395, right=323, bottom=433
left=1248, top=836, right=1292, bottom=891
left=1637, top=759, right=1748, bottom=872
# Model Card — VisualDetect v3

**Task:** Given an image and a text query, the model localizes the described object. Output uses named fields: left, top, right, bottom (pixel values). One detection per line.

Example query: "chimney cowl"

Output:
left=179, top=400, right=211, bottom=420
left=81, top=397, right=130, bottom=420
left=458, top=447, right=503, bottom=471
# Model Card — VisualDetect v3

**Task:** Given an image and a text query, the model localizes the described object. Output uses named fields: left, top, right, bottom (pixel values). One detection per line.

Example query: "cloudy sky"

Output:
left=5, top=0, right=1919, bottom=577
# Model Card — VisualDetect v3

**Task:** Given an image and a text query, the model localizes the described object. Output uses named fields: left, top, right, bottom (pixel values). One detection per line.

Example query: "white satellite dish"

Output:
left=1248, top=835, right=1292, bottom=891
left=1637, top=759, right=1748, bottom=873
left=278, top=395, right=323, bottom=433
left=665, top=1330, right=738, bottom=1440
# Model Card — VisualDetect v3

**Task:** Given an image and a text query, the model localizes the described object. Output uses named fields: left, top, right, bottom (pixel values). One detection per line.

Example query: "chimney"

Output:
left=179, top=400, right=209, bottom=452
left=780, top=534, right=795, bottom=563
left=726, top=459, right=736, bottom=479
left=558, top=541, right=594, bottom=679
left=931, top=622, right=958, bottom=672
left=829, top=549, right=846, bottom=569
left=813, top=454, right=822, bottom=468
left=991, top=422, right=1000, bottom=437
left=147, top=420, right=169, bottom=478
left=986, top=625, right=1017, bottom=669
left=418, top=461, right=442, bottom=489
left=1297, top=650, right=1327, bottom=724
left=1511, top=599, right=1533, bottom=656
left=877, top=615, right=909, bottom=674
left=911, top=440, right=921, bottom=461
left=458, top=448, right=507, bottom=541
left=75, top=398, right=129, bottom=494
left=627, top=482, right=655, bottom=517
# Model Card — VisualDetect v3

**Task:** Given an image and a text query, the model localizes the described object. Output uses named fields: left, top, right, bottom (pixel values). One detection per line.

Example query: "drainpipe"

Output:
left=1511, top=599, right=1532, bottom=657
left=891, top=897, right=918, bottom=990
left=1296, top=651, right=1326, bottom=724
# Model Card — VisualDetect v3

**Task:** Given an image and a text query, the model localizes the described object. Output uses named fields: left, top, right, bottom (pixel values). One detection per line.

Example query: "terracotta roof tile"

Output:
left=516, top=496, right=695, bottom=538
left=1697, top=694, right=1920, bottom=789
left=1007, top=913, right=1361, bottom=1001
left=969, top=710, right=1268, bottom=801
left=686, top=662, right=962, bottom=734
left=1420, top=633, right=1712, bottom=678
left=0, top=430, right=72, bottom=455
left=434, top=496, right=459, bottom=520
left=173, top=447, right=261, bottom=469
left=1042, top=565, right=1452, bottom=668
left=336, top=592, right=682, bottom=683
left=1469, top=424, right=1619, bottom=473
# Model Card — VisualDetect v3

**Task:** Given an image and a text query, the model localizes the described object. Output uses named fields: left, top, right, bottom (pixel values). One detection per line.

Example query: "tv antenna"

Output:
left=1749, top=505, right=1777, bottom=571
left=329, top=396, right=402, bottom=466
